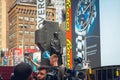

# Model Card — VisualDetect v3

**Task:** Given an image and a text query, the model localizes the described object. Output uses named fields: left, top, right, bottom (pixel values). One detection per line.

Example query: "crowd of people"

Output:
left=8, top=53, right=86, bottom=80
left=6, top=32, right=86, bottom=80
left=9, top=54, right=64, bottom=80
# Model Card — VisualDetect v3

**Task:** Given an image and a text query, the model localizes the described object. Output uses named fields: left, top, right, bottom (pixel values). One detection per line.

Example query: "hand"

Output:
left=26, top=56, right=33, bottom=61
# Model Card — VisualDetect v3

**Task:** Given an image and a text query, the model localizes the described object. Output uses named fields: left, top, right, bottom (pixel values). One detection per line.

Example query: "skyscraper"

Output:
left=0, top=0, right=7, bottom=49
left=8, top=0, right=37, bottom=50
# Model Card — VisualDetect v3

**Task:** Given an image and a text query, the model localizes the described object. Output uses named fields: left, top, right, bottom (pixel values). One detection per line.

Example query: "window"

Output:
left=24, top=24, right=28, bottom=28
left=19, top=24, right=23, bottom=28
left=18, top=16, right=23, bottom=20
left=30, top=39, right=34, bottom=43
left=30, top=17, right=34, bottom=22
left=19, top=45, right=23, bottom=48
left=19, top=38, right=22, bottom=42
left=24, top=45, right=29, bottom=49
left=24, top=16, right=29, bottom=21
left=30, top=32, right=34, bottom=36
left=19, top=30, right=23, bottom=34
left=30, top=24, right=34, bottom=29
left=30, top=46, right=35, bottom=49
left=24, top=31, right=29, bottom=35
left=25, top=38, right=29, bottom=42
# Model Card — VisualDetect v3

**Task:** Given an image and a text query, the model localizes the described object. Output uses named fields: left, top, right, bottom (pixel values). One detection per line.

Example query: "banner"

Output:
left=37, top=0, right=46, bottom=29
left=66, top=0, right=73, bottom=69
left=14, top=48, right=23, bottom=66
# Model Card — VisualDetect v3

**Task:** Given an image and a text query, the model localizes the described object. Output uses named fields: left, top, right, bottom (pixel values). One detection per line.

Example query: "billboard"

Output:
left=14, top=48, right=23, bottom=66
left=37, top=0, right=46, bottom=29
left=66, top=0, right=73, bottom=69
left=72, top=0, right=101, bottom=68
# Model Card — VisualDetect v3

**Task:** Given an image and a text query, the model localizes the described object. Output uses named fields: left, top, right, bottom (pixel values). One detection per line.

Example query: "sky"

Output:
left=100, top=0, right=120, bottom=66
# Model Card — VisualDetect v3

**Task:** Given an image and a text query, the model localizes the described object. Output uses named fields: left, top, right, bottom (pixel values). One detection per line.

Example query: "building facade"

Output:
left=8, top=1, right=37, bottom=50
left=46, top=6, right=56, bottom=21
left=0, top=0, right=7, bottom=49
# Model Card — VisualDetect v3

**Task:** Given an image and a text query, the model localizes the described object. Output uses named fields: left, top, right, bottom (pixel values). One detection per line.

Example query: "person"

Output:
left=13, top=62, right=33, bottom=80
left=37, top=66, right=48, bottom=80
left=26, top=56, right=40, bottom=68
left=26, top=54, right=58, bottom=80
left=49, top=54, right=58, bottom=66
left=50, top=32, right=63, bottom=65
left=26, top=54, right=59, bottom=67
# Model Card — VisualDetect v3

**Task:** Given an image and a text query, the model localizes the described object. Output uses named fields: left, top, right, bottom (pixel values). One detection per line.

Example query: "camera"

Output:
left=46, top=66, right=59, bottom=80
left=45, top=66, right=85, bottom=80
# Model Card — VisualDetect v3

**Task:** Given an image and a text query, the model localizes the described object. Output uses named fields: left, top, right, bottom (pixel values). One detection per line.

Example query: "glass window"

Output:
left=30, top=39, right=34, bottom=43
left=19, top=38, right=22, bottom=42
left=30, top=17, right=34, bottom=22
left=25, top=38, right=29, bottom=42
left=30, top=24, right=34, bottom=29
left=19, top=23, right=23, bottom=28
left=18, top=16, right=23, bottom=20
left=24, top=16, right=29, bottom=21
left=30, top=46, right=35, bottom=49
left=24, top=24, right=28, bottom=28
left=24, top=31, right=29, bottom=35
left=19, top=30, right=23, bottom=34
left=24, top=45, right=29, bottom=49
left=19, top=45, right=23, bottom=48
left=30, top=32, right=34, bottom=36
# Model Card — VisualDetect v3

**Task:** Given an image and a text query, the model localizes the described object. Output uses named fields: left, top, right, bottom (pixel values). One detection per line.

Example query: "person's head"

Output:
left=50, top=54, right=58, bottom=66
left=14, top=62, right=33, bottom=80
left=37, top=66, right=48, bottom=80
left=53, top=32, right=59, bottom=38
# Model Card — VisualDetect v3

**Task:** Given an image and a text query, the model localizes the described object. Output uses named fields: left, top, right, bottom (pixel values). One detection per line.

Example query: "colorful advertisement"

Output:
left=72, top=0, right=101, bottom=68
left=14, top=48, right=23, bottom=66
left=66, top=0, right=73, bottom=69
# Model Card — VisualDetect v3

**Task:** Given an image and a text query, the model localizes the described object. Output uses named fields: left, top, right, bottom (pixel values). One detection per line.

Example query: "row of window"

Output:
left=19, top=45, right=35, bottom=49
left=9, top=31, right=34, bottom=39
left=18, top=23, right=35, bottom=29
left=19, top=16, right=36, bottom=22
left=18, top=9, right=36, bottom=15
left=19, top=38, right=34, bottom=43
left=19, top=31, right=34, bottom=36
left=9, top=16, right=36, bottom=26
